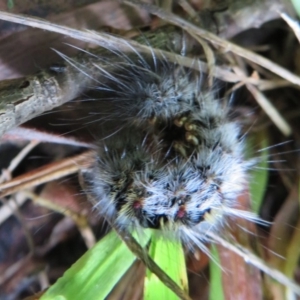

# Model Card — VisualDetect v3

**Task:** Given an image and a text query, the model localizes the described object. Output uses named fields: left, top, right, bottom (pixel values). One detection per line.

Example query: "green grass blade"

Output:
left=144, top=235, right=188, bottom=300
left=209, top=245, right=224, bottom=300
left=247, top=131, right=269, bottom=214
left=41, top=230, right=150, bottom=300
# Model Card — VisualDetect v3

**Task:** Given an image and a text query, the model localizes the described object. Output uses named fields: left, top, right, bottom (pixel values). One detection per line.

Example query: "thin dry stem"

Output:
left=246, top=83, right=291, bottom=136
left=123, top=0, right=300, bottom=86
left=113, top=227, right=191, bottom=300
left=208, top=232, right=300, bottom=296
left=0, top=193, right=28, bottom=225
left=2, top=127, right=95, bottom=149
left=0, top=150, right=95, bottom=198
left=0, top=254, right=32, bottom=286
left=281, top=12, right=300, bottom=44
left=0, top=140, right=39, bottom=183
left=25, top=191, right=96, bottom=249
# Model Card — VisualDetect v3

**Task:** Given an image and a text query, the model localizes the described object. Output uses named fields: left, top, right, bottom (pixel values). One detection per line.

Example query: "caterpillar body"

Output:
left=80, top=48, right=252, bottom=249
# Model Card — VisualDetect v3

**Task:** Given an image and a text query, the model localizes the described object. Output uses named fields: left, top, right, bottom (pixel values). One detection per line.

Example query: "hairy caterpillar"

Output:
left=79, top=50, right=253, bottom=250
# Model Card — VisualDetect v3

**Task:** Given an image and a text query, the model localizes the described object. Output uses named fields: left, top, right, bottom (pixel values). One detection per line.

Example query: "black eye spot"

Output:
left=115, top=195, right=127, bottom=211
left=170, top=197, right=177, bottom=206
left=191, top=208, right=212, bottom=224
left=19, top=80, right=30, bottom=89
left=140, top=214, right=168, bottom=229
left=148, top=174, right=154, bottom=180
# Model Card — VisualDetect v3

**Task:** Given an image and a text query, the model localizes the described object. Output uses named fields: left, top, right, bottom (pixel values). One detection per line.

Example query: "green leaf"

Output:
left=247, top=131, right=269, bottom=214
left=209, top=245, right=224, bottom=300
left=144, top=235, right=188, bottom=300
left=41, top=230, right=150, bottom=300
